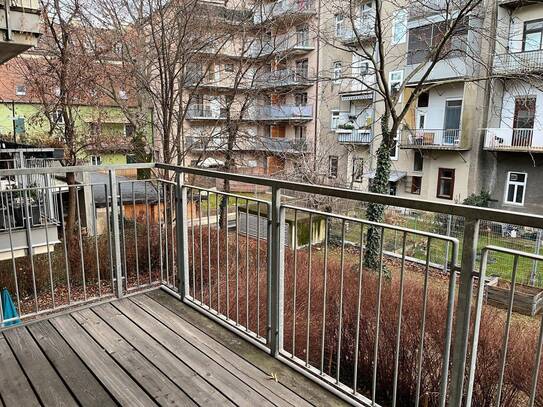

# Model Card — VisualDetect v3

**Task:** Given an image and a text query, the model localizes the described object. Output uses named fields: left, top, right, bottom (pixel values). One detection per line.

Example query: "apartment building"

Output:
left=0, top=0, right=41, bottom=64
left=482, top=0, right=543, bottom=213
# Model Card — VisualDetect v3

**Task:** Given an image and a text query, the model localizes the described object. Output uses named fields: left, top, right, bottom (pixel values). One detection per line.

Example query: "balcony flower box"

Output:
left=486, top=278, right=543, bottom=317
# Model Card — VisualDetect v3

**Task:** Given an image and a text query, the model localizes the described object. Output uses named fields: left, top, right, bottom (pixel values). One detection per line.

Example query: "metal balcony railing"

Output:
left=2, top=163, right=543, bottom=406
left=494, top=49, right=543, bottom=74
left=401, top=128, right=462, bottom=148
left=338, top=12, right=376, bottom=43
left=255, top=68, right=312, bottom=88
left=253, top=0, right=315, bottom=24
left=251, top=104, right=313, bottom=121
left=250, top=35, right=314, bottom=57
left=336, top=129, right=372, bottom=144
left=186, top=107, right=227, bottom=120
left=483, top=128, right=543, bottom=151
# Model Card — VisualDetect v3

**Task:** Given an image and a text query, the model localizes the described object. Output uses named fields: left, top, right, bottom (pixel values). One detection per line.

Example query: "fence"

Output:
left=2, top=162, right=543, bottom=406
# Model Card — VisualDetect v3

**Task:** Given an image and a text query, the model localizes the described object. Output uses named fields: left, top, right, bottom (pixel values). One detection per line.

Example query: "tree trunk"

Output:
left=364, top=113, right=393, bottom=270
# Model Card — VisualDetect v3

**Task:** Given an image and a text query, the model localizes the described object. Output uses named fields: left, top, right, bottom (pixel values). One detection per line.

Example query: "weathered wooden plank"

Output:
left=112, top=298, right=276, bottom=407
left=27, top=321, right=116, bottom=407
left=3, top=327, right=77, bottom=407
left=149, top=290, right=346, bottom=407
left=71, top=308, right=196, bottom=407
left=131, top=295, right=312, bottom=407
left=92, top=303, right=235, bottom=406
left=50, top=314, right=156, bottom=407
left=0, top=335, right=40, bottom=407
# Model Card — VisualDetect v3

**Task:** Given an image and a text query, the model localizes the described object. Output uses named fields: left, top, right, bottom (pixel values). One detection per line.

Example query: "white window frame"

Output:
left=392, top=9, right=407, bottom=44
left=352, top=157, right=364, bottom=182
left=335, top=14, right=344, bottom=37
left=333, top=61, right=342, bottom=84
left=51, top=110, right=64, bottom=125
left=331, top=111, right=340, bottom=129
left=388, top=70, right=404, bottom=102
left=90, top=155, right=102, bottom=166
left=15, top=85, right=26, bottom=96
left=504, top=171, right=527, bottom=206
left=328, top=156, right=339, bottom=178
left=118, top=89, right=128, bottom=100
left=390, top=131, right=400, bottom=161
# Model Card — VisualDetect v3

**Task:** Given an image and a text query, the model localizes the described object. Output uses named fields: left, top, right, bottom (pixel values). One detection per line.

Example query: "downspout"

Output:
left=312, top=0, right=322, bottom=172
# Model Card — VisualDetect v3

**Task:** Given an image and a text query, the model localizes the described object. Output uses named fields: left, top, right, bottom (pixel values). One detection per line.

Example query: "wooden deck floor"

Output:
left=0, top=289, right=346, bottom=407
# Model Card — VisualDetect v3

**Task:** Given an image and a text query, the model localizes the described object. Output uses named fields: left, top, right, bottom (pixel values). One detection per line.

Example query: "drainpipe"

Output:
left=311, top=0, right=321, bottom=172
left=4, top=0, right=12, bottom=41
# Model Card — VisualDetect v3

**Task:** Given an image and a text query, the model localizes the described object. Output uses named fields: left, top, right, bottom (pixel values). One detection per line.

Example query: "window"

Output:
left=225, top=63, right=234, bottom=72
left=417, top=92, right=429, bottom=108
left=505, top=172, right=527, bottom=205
left=51, top=110, right=64, bottom=125
left=389, top=70, right=403, bottom=100
left=413, top=151, right=423, bottom=171
left=333, top=61, right=342, bottom=84
left=124, top=123, right=135, bottom=138
left=296, top=25, right=309, bottom=46
left=352, top=158, right=364, bottom=182
left=114, top=42, right=123, bottom=54
left=411, top=176, right=422, bottom=195
left=335, top=14, right=344, bottom=37
left=90, top=155, right=102, bottom=166
left=524, top=20, right=543, bottom=52
left=418, top=113, right=426, bottom=129
left=15, top=85, right=26, bottom=96
left=126, top=154, right=137, bottom=164
left=295, top=59, right=309, bottom=79
left=295, top=92, right=308, bottom=106
left=392, top=10, right=407, bottom=44
left=118, top=89, right=128, bottom=100
left=294, top=126, right=306, bottom=140
left=328, top=156, right=338, bottom=178
left=437, top=168, right=455, bottom=199
left=331, top=111, right=340, bottom=129
left=90, top=122, right=101, bottom=135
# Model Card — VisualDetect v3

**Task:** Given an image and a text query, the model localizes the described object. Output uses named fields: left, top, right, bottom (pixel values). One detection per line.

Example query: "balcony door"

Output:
left=512, top=97, right=536, bottom=147
left=443, top=99, right=462, bottom=144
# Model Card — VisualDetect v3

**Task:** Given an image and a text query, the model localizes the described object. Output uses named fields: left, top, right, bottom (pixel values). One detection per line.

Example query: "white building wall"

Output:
left=417, top=84, right=464, bottom=130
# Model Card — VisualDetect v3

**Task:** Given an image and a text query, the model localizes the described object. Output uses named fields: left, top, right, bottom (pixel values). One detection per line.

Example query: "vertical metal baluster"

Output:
left=23, top=188, right=38, bottom=313
left=235, top=197, right=239, bottom=323
left=392, top=233, right=408, bottom=407
left=199, top=191, right=203, bottom=303
left=145, top=182, right=151, bottom=284
left=158, top=182, right=164, bottom=285
left=496, top=255, right=520, bottom=407
left=91, top=185, right=102, bottom=297
left=42, top=185, right=54, bottom=308
left=415, top=237, right=432, bottom=407
left=104, top=183, right=114, bottom=294
left=305, top=212, right=313, bottom=367
left=372, top=227, right=385, bottom=405
left=320, top=216, right=329, bottom=374
left=4, top=191, right=21, bottom=315
left=75, top=183, right=86, bottom=300
left=119, top=185, right=127, bottom=291
left=353, top=224, right=366, bottom=394
left=207, top=189, right=212, bottom=307
left=216, top=193, right=220, bottom=313
left=336, top=219, right=346, bottom=382
left=225, top=196, right=230, bottom=319
left=59, top=187, right=71, bottom=302
left=292, top=209, right=298, bottom=357
left=256, top=202, right=261, bottom=336
left=529, top=310, right=543, bottom=407
left=190, top=188, right=196, bottom=298
left=133, top=182, right=140, bottom=288
left=170, top=185, right=176, bottom=288
left=163, top=183, right=170, bottom=287
left=245, top=199, right=250, bottom=330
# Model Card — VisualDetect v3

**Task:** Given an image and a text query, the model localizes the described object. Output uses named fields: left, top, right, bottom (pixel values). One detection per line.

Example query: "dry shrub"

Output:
left=190, top=227, right=543, bottom=406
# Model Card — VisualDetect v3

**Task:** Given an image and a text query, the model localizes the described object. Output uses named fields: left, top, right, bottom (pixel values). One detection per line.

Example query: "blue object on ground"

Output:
left=1, top=288, right=20, bottom=327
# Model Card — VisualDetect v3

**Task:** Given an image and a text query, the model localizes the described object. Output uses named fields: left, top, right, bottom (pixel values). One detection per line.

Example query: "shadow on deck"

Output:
left=0, top=289, right=347, bottom=406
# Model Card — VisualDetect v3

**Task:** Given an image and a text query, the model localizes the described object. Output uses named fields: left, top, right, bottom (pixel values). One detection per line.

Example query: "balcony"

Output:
left=255, top=68, right=312, bottom=89
left=408, top=0, right=470, bottom=21
left=250, top=35, right=314, bottom=57
left=187, top=135, right=308, bottom=153
left=494, top=50, right=543, bottom=76
left=400, top=128, right=465, bottom=149
left=338, top=12, right=376, bottom=45
left=250, top=104, right=313, bottom=121
left=253, top=0, right=315, bottom=24
left=186, top=106, right=227, bottom=121
left=1, top=163, right=543, bottom=406
left=0, top=0, right=41, bottom=64
left=336, top=128, right=372, bottom=144
left=483, top=128, right=543, bottom=152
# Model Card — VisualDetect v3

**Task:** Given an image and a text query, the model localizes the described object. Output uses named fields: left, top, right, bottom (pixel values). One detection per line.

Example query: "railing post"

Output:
left=175, top=171, right=189, bottom=299
left=448, top=217, right=480, bottom=407
left=109, top=169, right=123, bottom=298
left=269, top=185, right=284, bottom=356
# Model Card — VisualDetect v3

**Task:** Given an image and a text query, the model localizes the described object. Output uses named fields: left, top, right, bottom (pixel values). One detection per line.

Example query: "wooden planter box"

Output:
left=486, top=279, right=543, bottom=317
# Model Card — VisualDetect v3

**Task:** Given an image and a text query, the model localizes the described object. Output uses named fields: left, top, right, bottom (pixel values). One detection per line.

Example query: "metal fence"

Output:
left=3, top=162, right=543, bottom=406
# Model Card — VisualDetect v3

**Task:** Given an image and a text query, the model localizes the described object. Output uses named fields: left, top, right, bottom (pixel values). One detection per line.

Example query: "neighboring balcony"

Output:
left=250, top=104, right=313, bottom=122
left=0, top=0, right=41, bottom=64
left=186, top=135, right=307, bottom=154
left=338, top=12, right=376, bottom=45
left=401, top=128, right=463, bottom=149
left=483, top=128, right=543, bottom=152
left=255, top=68, right=312, bottom=89
left=336, top=128, right=372, bottom=144
left=253, top=0, right=315, bottom=24
left=494, top=49, right=543, bottom=75
left=186, top=107, right=226, bottom=121
left=250, top=35, right=314, bottom=57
